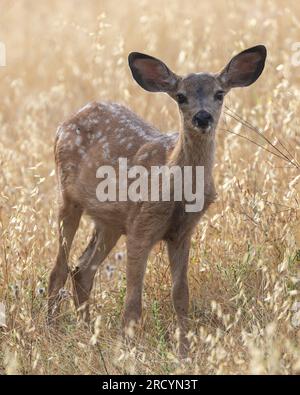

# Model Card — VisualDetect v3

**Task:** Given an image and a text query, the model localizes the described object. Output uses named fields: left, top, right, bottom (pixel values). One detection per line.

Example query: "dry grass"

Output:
left=0, top=0, right=300, bottom=374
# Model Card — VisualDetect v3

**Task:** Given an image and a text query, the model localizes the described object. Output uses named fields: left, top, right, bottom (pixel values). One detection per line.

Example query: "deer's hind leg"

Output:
left=72, top=226, right=121, bottom=322
left=48, top=199, right=82, bottom=324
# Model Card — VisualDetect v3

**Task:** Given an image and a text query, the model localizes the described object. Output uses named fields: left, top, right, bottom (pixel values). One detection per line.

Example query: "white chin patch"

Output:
left=202, top=125, right=212, bottom=134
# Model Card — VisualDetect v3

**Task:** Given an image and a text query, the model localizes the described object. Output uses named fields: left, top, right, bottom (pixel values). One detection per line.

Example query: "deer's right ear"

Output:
left=128, top=52, right=179, bottom=93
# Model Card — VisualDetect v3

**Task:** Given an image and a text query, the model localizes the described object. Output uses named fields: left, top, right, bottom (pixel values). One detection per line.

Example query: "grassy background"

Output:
left=0, top=0, right=300, bottom=374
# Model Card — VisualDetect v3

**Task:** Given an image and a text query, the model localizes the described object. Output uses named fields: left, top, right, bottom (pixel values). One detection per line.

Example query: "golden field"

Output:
left=0, top=0, right=300, bottom=374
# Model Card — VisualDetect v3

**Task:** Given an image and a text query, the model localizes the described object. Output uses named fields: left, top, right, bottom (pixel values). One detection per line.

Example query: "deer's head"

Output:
left=128, top=46, right=266, bottom=138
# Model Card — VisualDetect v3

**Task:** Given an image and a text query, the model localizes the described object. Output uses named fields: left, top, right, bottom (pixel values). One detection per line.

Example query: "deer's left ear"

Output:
left=218, top=45, right=267, bottom=89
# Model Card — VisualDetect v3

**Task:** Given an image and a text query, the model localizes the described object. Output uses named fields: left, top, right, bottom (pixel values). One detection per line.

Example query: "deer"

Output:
left=48, top=45, right=267, bottom=357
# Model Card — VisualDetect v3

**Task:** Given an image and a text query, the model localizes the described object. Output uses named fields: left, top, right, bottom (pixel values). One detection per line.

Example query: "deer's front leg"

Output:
left=122, top=235, right=152, bottom=336
left=167, top=234, right=191, bottom=358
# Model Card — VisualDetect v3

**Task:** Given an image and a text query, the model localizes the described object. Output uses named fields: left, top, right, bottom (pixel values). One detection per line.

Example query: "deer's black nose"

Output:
left=193, top=110, right=213, bottom=129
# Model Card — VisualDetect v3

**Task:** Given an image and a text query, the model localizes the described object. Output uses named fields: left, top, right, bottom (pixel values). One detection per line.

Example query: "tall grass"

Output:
left=0, top=0, right=299, bottom=374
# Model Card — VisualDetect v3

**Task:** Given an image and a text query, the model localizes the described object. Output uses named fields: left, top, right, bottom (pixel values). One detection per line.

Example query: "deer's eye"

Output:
left=176, top=93, right=188, bottom=104
left=214, top=91, right=225, bottom=101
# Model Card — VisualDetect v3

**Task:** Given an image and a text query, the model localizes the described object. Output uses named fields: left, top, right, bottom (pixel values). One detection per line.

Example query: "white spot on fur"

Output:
left=87, top=132, right=94, bottom=141
left=139, top=152, right=149, bottom=161
left=75, top=135, right=82, bottom=146
left=69, top=123, right=78, bottom=132
left=58, top=129, right=70, bottom=142
left=56, top=125, right=63, bottom=137
left=102, top=142, right=110, bottom=159
left=65, top=163, right=76, bottom=171
left=78, top=147, right=86, bottom=157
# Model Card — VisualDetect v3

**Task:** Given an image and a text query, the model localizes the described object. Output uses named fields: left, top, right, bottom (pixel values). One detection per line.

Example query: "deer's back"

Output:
left=55, top=101, right=179, bottom=231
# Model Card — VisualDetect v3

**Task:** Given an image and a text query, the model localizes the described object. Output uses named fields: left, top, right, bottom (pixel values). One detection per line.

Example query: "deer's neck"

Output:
left=169, top=129, right=216, bottom=176
left=168, top=129, right=216, bottom=202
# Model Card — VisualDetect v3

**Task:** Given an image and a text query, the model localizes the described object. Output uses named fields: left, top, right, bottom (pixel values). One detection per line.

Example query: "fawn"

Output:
left=48, top=45, right=267, bottom=356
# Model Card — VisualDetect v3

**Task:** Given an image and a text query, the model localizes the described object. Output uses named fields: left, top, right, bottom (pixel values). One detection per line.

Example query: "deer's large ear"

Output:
left=218, top=45, right=267, bottom=89
left=128, top=52, right=179, bottom=92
